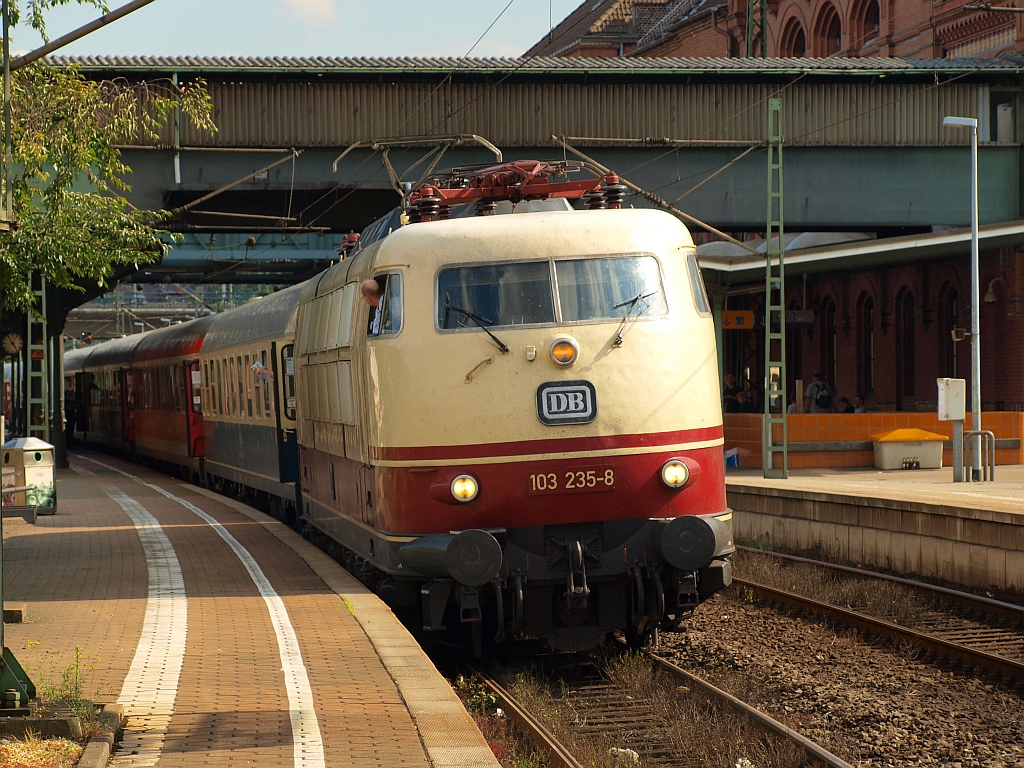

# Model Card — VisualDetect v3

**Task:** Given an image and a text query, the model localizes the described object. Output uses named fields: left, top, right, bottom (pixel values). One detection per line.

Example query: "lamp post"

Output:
left=943, top=115, right=981, bottom=480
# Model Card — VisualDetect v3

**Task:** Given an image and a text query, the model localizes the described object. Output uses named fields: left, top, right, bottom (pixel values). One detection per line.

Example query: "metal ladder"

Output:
left=763, top=98, right=788, bottom=479
left=26, top=273, right=49, bottom=442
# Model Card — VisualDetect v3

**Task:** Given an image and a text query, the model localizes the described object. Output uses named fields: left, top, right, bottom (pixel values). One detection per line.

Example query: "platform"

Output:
left=726, top=466, right=1024, bottom=592
left=0, top=451, right=499, bottom=768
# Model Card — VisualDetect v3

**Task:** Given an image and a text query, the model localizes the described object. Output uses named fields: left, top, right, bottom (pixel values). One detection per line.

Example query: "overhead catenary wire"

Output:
left=552, top=135, right=760, bottom=256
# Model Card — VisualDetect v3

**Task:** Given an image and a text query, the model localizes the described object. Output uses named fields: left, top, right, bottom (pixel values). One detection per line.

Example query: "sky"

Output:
left=13, top=0, right=584, bottom=58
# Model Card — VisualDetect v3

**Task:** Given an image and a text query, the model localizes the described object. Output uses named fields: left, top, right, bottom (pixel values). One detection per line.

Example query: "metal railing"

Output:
left=963, top=429, right=995, bottom=481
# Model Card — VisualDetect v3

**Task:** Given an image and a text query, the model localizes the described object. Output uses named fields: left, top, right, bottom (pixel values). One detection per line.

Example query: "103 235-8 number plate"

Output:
left=528, top=465, right=615, bottom=495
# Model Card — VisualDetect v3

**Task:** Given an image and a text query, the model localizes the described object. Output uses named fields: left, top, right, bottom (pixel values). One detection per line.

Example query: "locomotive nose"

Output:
left=656, top=514, right=733, bottom=571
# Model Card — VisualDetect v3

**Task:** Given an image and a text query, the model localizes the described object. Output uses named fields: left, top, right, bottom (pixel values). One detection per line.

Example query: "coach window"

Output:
left=244, top=354, right=254, bottom=417
left=229, top=360, right=238, bottom=415
left=235, top=356, right=244, bottom=417
left=125, top=371, right=135, bottom=410
left=367, top=273, right=403, bottom=338
left=261, top=350, right=272, bottom=414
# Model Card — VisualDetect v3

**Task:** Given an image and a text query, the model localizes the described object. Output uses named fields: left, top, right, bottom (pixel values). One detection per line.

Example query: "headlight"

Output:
left=451, top=474, right=479, bottom=502
left=550, top=337, right=579, bottom=366
left=661, top=459, right=689, bottom=489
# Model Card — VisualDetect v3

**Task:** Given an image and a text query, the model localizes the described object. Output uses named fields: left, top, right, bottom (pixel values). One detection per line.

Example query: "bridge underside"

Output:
left=117, top=143, right=1019, bottom=290
left=126, top=145, right=1019, bottom=234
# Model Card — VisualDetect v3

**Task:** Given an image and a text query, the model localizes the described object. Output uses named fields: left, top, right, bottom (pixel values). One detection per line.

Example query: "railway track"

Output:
left=737, top=547, right=1024, bottom=683
left=470, top=652, right=852, bottom=768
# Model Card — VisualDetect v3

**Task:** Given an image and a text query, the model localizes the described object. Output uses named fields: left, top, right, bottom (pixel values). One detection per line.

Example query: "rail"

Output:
left=470, top=653, right=854, bottom=768
left=734, top=577, right=1024, bottom=682
left=963, top=429, right=996, bottom=481
left=646, top=652, right=854, bottom=768
left=471, top=667, right=583, bottom=768
left=737, top=546, right=1024, bottom=626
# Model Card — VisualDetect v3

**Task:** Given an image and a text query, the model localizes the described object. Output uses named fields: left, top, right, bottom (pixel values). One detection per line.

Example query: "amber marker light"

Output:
left=451, top=474, right=479, bottom=502
left=550, top=337, right=579, bottom=366
left=661, top=459, right=689, bottom=489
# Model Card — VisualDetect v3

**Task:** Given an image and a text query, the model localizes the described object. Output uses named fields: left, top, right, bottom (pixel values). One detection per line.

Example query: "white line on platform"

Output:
left=77, top=455, right=326, bottom=768
left=101, top=486, right=187, bottom=768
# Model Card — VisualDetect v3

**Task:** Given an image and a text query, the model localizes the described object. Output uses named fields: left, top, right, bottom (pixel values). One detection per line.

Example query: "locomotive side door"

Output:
left=184, top=360, right=205, bottom=457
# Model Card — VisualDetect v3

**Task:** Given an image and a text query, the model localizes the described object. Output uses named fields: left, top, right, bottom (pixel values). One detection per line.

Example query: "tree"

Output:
left=0, top=1, right=215, bottom=310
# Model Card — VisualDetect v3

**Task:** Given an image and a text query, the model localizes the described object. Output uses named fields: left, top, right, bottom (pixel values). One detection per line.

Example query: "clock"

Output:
left=2, top=332, right=22, bottom=356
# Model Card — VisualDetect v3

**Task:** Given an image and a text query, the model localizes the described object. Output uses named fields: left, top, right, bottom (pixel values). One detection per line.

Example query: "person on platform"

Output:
left=803, top=371, right=834, bottom=414
left=854, top=395, right=868, bottom=413
left=736, top=390, right=758, bottom=413
left=723, top=373, right=741, bottom=413
left=836, top=396, right=855, bottom=414
left=787, top=395, right=800, bottom=415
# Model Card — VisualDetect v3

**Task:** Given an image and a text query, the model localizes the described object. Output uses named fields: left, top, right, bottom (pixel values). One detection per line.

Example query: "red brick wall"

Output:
left=629, top=0, right=1022, bottom=60
left=642, top=15, right=734, bottom=57
left=722, top=248, right=1024, bottom=416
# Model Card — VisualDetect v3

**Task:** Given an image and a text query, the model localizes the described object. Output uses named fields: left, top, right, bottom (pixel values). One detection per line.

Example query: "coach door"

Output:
left=272, top=342, right=299, bottom=483
left=185, top=360, right=205, bottom=457
left=120, top=368, right=136, bottom=442
left=74, top=372, right=91, bottom=435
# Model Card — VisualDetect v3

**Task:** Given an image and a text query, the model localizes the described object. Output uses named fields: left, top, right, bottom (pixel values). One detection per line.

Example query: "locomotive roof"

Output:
left=312, top=206, right=685, bottom=300
left=201, top=282, right=308, bottom=354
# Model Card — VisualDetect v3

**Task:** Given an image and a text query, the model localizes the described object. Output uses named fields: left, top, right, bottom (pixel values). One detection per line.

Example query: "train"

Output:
left=65, top=160, right=734, bottom=654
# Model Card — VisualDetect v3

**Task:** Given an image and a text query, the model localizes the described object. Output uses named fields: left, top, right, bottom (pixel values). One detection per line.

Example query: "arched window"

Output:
left=940, top=285, right=959, bottom=378
left=815, top=3, right=843, bottom=56
left=896, top=290, right=916, bottom=402
left=856, top=293, right=874, bottom=397
left=861, top=0, right=880, bottom=42
left=820, top=297, right=837, bottom=390
left=780, top=18, right=807, bottom=57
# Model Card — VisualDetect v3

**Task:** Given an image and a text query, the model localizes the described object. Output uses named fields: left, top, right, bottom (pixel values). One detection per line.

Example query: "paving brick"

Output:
left=0, top=452, right=494, bottom=768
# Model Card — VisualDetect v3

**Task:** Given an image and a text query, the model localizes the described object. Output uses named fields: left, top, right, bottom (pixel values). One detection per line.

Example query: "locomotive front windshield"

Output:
left=437, top=255, right=667, bottom=329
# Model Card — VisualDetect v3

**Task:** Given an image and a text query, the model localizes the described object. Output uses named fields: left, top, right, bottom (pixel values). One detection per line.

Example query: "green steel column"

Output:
left=763, top=98, right=788, bottom=479
left=746, top=0, right=767, bottom=57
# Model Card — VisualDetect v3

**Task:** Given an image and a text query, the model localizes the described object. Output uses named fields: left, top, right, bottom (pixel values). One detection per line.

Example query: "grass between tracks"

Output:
left=0, top=732, right=81, bottom=768
left=465, top=650, right=809, bottom=768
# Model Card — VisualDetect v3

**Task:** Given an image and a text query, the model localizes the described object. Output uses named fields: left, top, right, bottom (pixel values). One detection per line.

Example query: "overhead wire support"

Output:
left=763, top=98, right=788, bottom=479
left=746, top=0, right=768, bottom=56
left=551, top=136, right=760, bottom=256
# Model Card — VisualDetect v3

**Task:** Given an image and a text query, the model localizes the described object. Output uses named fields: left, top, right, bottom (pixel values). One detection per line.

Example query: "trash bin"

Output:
left=869, top=429, right=946, bottom=470
left=1, top=438, right=56, bottom=513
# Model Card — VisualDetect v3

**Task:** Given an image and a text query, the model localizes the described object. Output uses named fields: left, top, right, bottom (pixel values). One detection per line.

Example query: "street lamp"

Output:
left=942, top=115, right=981, bottom=480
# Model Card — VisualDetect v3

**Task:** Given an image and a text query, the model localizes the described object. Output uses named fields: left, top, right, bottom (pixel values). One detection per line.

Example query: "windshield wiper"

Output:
left=612, top=290, right=658, bottom=347
left=443, top=298, right=510, bottom=354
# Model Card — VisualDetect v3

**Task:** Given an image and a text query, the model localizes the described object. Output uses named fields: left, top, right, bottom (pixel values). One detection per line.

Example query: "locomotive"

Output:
left=65, top=160, right=734, bottom=653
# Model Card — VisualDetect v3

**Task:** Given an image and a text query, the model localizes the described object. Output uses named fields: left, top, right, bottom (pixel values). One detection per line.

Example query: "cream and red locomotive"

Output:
left=293, top=162, right=733, bottom=652
left=66, top=161, right=734, bottom=653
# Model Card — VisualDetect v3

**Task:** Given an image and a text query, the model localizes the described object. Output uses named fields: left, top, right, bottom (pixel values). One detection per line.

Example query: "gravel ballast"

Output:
left=659, top=592, right=1024, bottom=768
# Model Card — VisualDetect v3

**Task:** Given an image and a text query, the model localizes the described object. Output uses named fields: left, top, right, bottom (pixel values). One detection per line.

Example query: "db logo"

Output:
left=536, top=381, right=598, bottom=425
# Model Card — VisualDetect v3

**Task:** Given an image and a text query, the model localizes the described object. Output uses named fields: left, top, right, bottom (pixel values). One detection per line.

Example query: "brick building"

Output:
left=708, top=235, right=1024, bottom=413
left=527, top=0, right=1024, bottom=60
